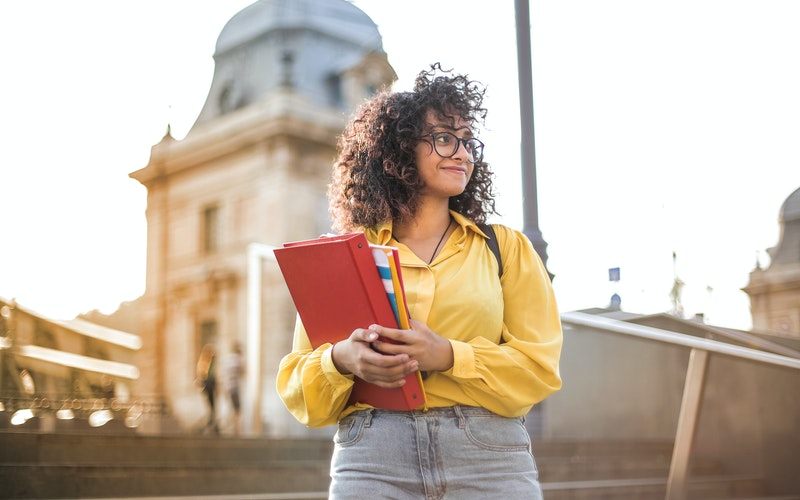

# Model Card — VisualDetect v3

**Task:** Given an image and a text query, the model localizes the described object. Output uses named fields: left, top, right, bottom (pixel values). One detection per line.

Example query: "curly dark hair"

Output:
left=328, top=63, right=496, bottom=232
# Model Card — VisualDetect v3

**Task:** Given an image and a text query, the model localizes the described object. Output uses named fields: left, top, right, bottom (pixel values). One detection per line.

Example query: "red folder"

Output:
left=274, top=233, right=425, bottom=410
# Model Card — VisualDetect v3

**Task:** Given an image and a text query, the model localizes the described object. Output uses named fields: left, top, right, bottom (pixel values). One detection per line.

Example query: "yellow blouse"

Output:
left=276, top=210, right=563, bottom=427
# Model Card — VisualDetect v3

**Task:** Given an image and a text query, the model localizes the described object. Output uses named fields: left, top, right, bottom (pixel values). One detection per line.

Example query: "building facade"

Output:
left=745, top=186, right=800, bottom=338
left=128, top=0, right=395, bottom=435
left=0, top=297, right=143, bottom=432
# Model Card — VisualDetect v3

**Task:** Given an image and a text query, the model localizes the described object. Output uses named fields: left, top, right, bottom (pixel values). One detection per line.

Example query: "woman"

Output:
left=277, top=65, right=562, bottom=499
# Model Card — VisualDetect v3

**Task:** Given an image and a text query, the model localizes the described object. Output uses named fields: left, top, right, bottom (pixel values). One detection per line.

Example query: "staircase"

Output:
left=533, top=440, right=770, bottom=499
left=0, top=431, right=331, bottom=499
left=0, top=430, right=787, bottom=499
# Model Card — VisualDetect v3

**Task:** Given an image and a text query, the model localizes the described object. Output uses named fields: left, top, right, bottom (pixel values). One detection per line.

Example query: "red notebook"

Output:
left=274, top=233, right=426, bottom=410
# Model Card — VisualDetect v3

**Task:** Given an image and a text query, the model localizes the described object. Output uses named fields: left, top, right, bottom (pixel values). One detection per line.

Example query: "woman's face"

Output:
left=414, top=110, right=475, bottom=200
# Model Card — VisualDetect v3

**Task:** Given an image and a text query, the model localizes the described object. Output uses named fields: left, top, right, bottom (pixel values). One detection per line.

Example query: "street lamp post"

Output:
left=515, top=0, right=552, bottom=279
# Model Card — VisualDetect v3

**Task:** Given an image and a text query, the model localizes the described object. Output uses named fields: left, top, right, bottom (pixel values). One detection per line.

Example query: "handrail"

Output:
left=561, top=311, right=800, bottom=371
left=560, top=310, right=800, bottom=500
left=16, top=345, right=140, bottom=380
left=0, top=297, right=141, bottom=351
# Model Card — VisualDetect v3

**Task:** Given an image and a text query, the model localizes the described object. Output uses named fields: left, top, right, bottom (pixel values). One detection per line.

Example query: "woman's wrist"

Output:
left=331, top=341, right=352, bottom=375
left=435, top=337, right=455, bottom=372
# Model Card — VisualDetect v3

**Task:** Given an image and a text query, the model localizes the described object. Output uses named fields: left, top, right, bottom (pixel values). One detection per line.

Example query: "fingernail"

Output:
left=368, top=333, right=378, bottom=340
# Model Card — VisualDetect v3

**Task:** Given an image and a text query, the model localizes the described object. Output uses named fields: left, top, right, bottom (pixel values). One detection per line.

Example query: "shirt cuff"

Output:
left=320, top=344, right=355, bottom=385
left=442, top=339, right=478, bottom=379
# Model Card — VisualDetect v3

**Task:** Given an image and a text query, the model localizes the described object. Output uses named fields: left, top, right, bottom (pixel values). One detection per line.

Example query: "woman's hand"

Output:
left=369, top=320, right=454, bottom=372
left=331, top=328, right=419, bottom=388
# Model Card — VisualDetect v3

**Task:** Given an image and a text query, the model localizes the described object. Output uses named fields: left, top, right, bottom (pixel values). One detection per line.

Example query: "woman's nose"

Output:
left=451, top=139, right=470, bottom=162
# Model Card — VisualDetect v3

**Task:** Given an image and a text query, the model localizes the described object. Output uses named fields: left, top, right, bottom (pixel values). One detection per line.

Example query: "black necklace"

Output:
left=428, top=219, right=453, bottom=264
left=396, top=218, right=453, bottom=264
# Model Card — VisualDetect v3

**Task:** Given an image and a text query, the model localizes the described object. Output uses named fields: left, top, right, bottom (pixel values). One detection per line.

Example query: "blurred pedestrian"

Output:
left=196, top=343, right=218, bottom=434
left=222, top=341, right=244, bottom=435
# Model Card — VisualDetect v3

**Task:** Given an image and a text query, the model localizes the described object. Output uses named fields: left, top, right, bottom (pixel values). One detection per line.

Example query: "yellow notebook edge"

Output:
left=386, top=248, right=427, bottom=409
left=373, top=244, right=428, bottom=410
left=385, top=250, right=410, bottom=330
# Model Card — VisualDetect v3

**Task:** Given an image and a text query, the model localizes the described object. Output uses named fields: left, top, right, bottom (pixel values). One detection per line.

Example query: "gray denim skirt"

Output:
left=329, top=405, right=542, bottom=500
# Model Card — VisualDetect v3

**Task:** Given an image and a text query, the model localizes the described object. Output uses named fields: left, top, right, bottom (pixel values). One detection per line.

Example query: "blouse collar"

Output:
left=367, top=210, right=489, bottom=245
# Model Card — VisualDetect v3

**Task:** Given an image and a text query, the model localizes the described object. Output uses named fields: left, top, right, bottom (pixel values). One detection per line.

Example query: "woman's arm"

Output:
left=276, top=318, right=419, bottom=427
left=276, top=320, right=354, bottom=427
left=446, top=226, right=562, bottom=415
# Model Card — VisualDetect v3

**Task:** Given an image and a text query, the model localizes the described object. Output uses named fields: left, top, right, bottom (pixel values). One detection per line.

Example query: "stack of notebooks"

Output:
left=274, top=233, right=426, bottom=410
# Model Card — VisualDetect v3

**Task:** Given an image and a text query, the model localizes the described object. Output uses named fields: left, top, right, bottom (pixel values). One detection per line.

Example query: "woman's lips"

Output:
left=441, top=166, right=467, bottom=175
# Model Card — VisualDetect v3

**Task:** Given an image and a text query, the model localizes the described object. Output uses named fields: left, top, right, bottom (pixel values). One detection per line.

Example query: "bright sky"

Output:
left=2, top=1, right=799, bottom=330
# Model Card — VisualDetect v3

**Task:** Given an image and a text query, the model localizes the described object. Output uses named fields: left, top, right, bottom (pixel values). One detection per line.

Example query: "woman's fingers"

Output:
left=370, top=378, right=407, bottom=389
left=332, top=329, right=383, bottom=375
left=368, top=324, right=409, bottom=342
left=356, top=349, right=418, bottom=384
left=409, top=319, right=426, bottom=330
left=342, top=327, right=420, bottom=385
left=371, top=340, right=407, bottom=355
left=364, top=367, right=417, bottom=387
left=360, top=348, right=408, bottom=367
left=349, top=328, right=378, bottom=343
left=359, top=352, right=417, bottom=377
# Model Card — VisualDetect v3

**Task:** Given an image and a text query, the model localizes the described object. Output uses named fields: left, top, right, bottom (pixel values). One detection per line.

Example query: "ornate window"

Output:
left=202, top=205, right=221, bottom=254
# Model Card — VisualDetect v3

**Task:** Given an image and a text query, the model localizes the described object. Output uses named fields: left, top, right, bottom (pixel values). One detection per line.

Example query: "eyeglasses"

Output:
left=421, top=132, right=484, bottom=164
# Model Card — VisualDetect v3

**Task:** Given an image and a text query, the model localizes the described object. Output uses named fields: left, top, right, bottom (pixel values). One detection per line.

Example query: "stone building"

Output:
left=128, top=0, right=395, bottom=435
left=0, top=297, right=142, bottom=432
left=745, top=186, right=800, bottom=338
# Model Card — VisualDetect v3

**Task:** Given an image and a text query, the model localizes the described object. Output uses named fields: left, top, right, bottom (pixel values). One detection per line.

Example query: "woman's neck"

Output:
left=393, top=198, right=451, bottom=243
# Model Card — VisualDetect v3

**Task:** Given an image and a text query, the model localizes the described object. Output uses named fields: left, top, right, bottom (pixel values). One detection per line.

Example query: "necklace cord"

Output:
left=394, top=218, right=453, bottom=265
left=428, top=219, right=453, bottom=264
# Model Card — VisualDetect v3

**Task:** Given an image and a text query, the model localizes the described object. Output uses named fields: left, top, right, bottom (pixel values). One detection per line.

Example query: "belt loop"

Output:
left=364, top=409, right=374, bottom=428
left=453, top=405, right=466, bottom=429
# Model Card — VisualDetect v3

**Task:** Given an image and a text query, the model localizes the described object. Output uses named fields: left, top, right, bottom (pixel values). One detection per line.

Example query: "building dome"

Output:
left=779, top=186, right=800, bottom=222
left=216, top=0, right=383, bottom=55
left=190, top=0, right=390, bottom=132
left=764, top=185, right=800, bottom=268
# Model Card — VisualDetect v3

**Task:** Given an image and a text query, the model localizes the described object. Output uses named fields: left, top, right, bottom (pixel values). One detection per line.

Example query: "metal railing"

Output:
left=0, top=393, right=167, bottom=430
left=560, top=311, right=800, bottom=500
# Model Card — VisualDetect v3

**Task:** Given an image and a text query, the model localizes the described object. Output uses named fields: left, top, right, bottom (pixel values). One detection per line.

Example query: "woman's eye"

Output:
left=435, top=134, right=453, bottom=145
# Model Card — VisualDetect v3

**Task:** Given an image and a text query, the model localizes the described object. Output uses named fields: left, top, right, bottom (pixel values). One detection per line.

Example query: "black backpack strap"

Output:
left=477, top=223, right=503, bottom=279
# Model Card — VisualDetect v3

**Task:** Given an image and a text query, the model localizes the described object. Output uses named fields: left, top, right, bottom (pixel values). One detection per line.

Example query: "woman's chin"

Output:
left=427, top=183, right=468, bottom=198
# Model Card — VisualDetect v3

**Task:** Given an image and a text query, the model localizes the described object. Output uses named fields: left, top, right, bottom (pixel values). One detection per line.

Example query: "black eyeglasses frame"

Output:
left=419, top=132, right=485, bottom=164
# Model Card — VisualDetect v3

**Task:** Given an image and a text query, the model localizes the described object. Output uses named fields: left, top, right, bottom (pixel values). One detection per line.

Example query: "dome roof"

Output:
left=189, top=0, right=393, bottom=133
left=216, top=0, right=383, bottom=55
left=780, top=186, right=800, bottom=222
